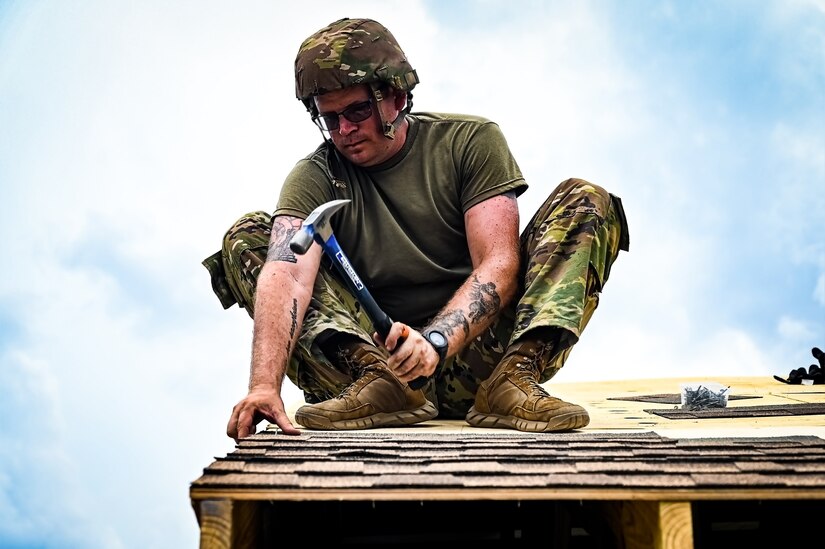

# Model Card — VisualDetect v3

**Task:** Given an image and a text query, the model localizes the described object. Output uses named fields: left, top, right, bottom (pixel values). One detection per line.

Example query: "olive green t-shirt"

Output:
left=275, top=112, right=528, bottom=326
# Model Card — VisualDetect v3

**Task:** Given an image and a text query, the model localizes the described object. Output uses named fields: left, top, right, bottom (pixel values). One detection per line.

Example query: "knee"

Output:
left=555, top=178, right=613, bottom=216
left=222, top=211, right=272, bottom=257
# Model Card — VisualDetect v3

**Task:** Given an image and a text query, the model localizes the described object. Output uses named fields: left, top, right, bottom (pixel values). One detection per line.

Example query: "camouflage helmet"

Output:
left=294, top=18, right=419, bottom=107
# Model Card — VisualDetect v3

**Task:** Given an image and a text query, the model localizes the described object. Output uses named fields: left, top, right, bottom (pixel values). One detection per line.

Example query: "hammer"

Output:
left=289, top=199, right=428, bottom=390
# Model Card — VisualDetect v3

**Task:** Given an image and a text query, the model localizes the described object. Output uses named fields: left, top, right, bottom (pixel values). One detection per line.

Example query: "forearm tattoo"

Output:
left=267, top=217, right=303, bottom=263
left=286, top=298, right=298, bottom=358
left=431, top=309, right=470, bottom=338
left=468, top=275, right=501, bottom=323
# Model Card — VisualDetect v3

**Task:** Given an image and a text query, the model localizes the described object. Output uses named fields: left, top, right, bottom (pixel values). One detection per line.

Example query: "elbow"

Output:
left=495, top=255, right=521, bottom=309
left=256, top=261, right=315, bottom=301
left=501, top=273, right=519, bottom=309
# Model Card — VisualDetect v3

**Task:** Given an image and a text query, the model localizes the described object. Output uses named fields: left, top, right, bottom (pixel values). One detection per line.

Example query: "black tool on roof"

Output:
left=774, top=347, right=825, bottom=385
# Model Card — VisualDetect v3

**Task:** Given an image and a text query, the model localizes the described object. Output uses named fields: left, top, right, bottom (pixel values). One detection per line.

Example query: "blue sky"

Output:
left=1, top=0, right=823, bottom=547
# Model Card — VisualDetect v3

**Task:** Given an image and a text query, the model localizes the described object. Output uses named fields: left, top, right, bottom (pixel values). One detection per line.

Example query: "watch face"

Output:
left=428, top=331, right=447, bottom=347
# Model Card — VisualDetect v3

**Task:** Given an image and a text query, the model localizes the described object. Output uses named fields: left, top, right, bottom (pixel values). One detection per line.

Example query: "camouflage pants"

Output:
left=203, top=178, right=629, bottom=418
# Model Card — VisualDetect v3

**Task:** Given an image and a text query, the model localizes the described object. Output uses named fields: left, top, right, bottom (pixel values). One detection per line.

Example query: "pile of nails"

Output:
left=774, top=347, right=825, bottom=385
left=682, top=385, right=729, bottom=410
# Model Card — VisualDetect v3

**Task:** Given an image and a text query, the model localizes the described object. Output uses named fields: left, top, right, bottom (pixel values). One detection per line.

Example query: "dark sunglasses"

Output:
left=313, top=99, right=374, bottom=131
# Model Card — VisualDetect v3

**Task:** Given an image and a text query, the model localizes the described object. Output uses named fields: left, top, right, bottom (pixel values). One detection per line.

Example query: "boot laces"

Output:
left=335, top=347, right=383, bottom=400
left=513, top=343, right=551, bottom=397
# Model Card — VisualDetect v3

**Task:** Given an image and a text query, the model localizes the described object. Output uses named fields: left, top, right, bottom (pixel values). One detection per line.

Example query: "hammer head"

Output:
left=289, top=199, right=350, bottom=255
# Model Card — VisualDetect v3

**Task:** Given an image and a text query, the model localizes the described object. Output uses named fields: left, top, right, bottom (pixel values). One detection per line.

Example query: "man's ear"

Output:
left=393, top=90, right=408, bottom=112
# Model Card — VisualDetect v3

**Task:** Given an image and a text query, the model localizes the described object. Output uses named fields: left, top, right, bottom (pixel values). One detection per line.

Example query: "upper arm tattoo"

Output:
left=468, top=274, right=501, bottom=323
left=266, top=216, right=303, bottom=263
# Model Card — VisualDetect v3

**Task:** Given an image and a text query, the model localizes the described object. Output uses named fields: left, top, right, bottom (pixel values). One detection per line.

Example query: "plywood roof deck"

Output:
left=548, top=376, right=825, bottom=439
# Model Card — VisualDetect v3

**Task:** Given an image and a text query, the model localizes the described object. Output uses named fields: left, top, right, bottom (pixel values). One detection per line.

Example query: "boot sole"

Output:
left=465, top=407, right=590, bottom=432
left=295, top=401, right=438, bottom=430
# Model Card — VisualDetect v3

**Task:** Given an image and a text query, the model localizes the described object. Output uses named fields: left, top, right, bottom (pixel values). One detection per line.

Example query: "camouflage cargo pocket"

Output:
left=203, top=211, right=273, bottom=315
left=202, top=250, right=238, bottom=310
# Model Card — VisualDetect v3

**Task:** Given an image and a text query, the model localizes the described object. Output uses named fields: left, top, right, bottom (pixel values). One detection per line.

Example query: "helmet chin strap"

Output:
left=382, top=111, right=408, bottom=140
left=370, top=84, right=411, bottom=139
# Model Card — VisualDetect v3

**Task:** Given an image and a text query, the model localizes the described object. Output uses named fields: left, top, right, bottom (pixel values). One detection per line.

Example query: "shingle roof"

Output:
left=647, top=403, right=825, bottom=419
left=191, top=431, right=825, bottom=498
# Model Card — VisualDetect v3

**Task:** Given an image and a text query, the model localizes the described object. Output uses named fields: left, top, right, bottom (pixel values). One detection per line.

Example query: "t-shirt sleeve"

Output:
left=274, top=157, right=336, bottom=219
left=459, top=121, right=528, bottom=212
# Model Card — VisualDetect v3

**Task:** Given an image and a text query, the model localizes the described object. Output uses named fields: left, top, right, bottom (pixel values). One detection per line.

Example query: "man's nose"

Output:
left=338, top=116, right=358, bottom=135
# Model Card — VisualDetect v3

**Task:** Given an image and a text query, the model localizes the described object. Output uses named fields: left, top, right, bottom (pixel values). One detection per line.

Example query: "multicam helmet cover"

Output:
left=294, top=18, right=419, bottom=107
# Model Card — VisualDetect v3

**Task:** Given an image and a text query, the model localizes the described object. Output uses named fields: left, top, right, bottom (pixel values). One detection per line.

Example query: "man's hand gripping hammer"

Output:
left=289, top=199, right=428, bottom=390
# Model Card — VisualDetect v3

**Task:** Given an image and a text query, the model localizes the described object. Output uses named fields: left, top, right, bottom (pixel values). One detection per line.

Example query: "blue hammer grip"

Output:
left=320, top=234, right=390, bottom=333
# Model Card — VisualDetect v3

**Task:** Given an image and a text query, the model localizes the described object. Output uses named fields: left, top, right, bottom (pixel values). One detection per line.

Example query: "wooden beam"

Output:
left=196, top=499, right=260, bottom=549
left=198, top=499, right=232, bottom=549
left=603, top=500, right=694, bottom=549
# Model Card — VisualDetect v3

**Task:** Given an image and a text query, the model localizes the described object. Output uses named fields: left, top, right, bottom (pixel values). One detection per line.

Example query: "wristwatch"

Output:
left=423, top=329, right=449, bottom=364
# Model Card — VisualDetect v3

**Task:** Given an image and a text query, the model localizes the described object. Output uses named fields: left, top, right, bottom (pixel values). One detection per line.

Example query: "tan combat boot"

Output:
left=295, top=344, right=438, bottom=430
left=465, top=339, right=590, bottom=432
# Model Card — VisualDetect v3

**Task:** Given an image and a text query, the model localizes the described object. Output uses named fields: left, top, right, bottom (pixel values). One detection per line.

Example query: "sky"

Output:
left=0, top=0, right=823, bottom=547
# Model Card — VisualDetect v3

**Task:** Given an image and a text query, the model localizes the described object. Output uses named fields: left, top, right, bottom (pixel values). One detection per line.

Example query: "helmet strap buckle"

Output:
left=369, top=83, right=398, bottom=139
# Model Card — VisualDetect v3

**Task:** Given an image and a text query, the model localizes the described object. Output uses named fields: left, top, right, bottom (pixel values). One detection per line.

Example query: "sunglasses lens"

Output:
left=314, top=100, right=373, bottom=132
left=343, top=101, right=372, bottom=123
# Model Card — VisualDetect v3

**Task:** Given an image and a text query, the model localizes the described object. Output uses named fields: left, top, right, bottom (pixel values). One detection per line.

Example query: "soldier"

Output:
left=205, top=18, right=629, bottom=440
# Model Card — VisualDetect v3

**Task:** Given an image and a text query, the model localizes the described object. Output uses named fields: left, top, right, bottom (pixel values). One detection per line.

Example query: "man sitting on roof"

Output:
left=203, top=17, right=629, bottom=440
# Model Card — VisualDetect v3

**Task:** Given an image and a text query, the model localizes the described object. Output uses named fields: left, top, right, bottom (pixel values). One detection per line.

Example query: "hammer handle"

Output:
left=321, top=234, right=428, bottom=390
left=383, top=324, right=428, bottom=391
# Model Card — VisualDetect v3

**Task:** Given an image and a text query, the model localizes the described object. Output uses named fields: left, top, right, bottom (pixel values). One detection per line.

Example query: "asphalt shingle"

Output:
left=192, top=431, right=825, bottom=494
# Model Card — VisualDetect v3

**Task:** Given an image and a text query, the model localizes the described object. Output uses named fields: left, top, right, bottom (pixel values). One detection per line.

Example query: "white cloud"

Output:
left=554, top=321, right=776, bottom=385
left=764, top=125, right=825, bottom=283
left=778, top=315, right=816, bottom=340
left=786, top=0, right=825, bottom=14
left=773, top=124, right=825, bottom=177
left=0, top=351, right=119, bottom=547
